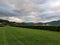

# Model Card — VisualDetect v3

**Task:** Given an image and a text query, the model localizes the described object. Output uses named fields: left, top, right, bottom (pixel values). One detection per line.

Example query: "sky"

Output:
left=0, top=0, right=60, bottom=23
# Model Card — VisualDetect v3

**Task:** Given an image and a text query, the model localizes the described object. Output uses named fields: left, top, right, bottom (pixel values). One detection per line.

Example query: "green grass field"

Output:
left=0, top=26, right=60, bottom=45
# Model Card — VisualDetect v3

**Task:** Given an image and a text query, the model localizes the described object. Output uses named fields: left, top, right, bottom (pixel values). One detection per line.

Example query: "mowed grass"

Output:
left=0, top=26, right=60, bottom=45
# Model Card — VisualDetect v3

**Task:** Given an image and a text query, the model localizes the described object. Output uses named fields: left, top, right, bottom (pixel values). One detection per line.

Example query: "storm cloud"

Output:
left=0, top=0, right=60, bottom=22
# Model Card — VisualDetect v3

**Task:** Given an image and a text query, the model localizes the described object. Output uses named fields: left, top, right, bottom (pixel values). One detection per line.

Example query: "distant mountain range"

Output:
left=47, top=20, right=60, bottom=26
left=0, top=19, right=60, bottom=26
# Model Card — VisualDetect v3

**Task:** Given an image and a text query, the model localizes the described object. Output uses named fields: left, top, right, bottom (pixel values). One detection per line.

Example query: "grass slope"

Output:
left=0, top=26, right=60, bottom=45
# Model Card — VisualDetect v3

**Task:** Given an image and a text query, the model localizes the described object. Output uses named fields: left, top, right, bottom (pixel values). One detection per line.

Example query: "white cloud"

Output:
left=8, top=17, right=24, bottom=22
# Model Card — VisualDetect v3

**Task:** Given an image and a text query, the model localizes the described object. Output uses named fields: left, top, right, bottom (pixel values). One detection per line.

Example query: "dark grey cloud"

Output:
left=0, top=0, right=60, bottom=22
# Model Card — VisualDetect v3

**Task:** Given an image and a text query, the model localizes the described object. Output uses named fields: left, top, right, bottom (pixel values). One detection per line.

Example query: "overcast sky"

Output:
left=0, top=0, right=60, bottom=23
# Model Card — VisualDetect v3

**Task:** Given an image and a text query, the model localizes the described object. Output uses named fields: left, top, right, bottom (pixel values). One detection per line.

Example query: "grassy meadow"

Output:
left=0, top=26, right=60, bottom=45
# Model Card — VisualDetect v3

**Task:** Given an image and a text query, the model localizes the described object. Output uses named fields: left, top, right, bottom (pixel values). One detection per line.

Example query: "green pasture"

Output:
left=0, top=26, right=60, bottom=45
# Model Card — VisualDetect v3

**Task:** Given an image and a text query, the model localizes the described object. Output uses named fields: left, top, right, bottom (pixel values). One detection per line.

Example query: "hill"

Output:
left=47, top=20, right=60, bottom=26
left=0, top=19, right=9, bottom=26
left=0, top=26, right=60, bottom=45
